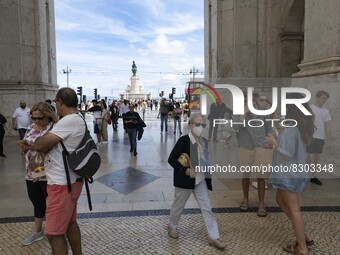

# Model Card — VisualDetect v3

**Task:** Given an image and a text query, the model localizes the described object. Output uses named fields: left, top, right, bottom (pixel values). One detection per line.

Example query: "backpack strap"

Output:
left=60, top=141, right=72, bottom=192
left=84, top=178, right=93, bottom=211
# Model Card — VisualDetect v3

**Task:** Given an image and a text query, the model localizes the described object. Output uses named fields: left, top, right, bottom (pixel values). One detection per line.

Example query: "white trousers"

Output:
left=169, top=180, right=220, bottom=240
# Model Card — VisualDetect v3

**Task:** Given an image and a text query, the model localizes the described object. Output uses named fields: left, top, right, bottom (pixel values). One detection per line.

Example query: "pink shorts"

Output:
left=45, top=181, right=83, bottom=235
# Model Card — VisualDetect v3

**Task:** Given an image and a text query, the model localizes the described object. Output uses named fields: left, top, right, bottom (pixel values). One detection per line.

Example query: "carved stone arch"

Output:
left=280, top=0, right=305, bottom=77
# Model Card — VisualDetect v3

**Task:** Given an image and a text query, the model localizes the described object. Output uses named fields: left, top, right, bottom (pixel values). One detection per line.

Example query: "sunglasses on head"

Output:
left=31, top=116, right=45, bottom=121
left=194, top=123, right=206, bottom=128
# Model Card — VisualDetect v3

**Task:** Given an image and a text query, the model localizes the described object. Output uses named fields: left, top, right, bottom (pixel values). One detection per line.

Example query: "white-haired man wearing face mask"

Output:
left=167, top=114, right=227, bottom=250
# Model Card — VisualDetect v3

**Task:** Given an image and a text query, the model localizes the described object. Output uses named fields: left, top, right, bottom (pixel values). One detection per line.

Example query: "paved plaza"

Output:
left=0, top=109, right=339, bottom=254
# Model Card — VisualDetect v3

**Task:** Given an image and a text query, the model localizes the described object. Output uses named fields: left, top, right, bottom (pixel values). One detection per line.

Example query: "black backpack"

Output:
left=60, top=114, right=101, bottom=211
left=0, top=113, right=7, bottom=124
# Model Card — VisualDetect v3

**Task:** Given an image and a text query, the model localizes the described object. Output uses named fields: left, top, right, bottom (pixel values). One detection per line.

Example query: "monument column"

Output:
left=0, top=0, right=58, bottom=134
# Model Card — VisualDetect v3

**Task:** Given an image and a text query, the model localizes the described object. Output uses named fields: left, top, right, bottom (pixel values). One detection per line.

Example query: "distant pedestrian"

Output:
left=100, top=100, right=110, bottom=142
left=234, top=93, right=272, bottom=217
left=141, top=100, right=147, bottom=121
left=158, top=99, right=169, bottom=134
left=0, top=111, right=8, bottom=158
left=87, top=100, right=103, bottom=144
left=307, top=91, right=332, bottom=186
left=12, top=100, right=31, bottom=139
left=120, top=100, right=130, bottom=129
left=109, top=101, right=119, bottom=132
left=124, top=104, right=141, bottom=156
left=173, top=102, right=182, bottom=135
left=182, top=100, right=189, bottom=122
left=150, top=100, right=153, bottom=111
left=207, top=102, right=220, bottom=142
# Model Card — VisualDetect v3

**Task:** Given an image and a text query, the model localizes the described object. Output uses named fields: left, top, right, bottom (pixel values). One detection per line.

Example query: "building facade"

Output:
left=204, top=0, right=340, bottom=168
left=0, top=0, right=58, bottom=134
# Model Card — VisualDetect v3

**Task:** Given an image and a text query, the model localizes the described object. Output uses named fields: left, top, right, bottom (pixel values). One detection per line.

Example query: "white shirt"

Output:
left=189, top=132, right=206, bottom=185
left=12, top=107, right=31, bottom=129
left=141, top=102, right=147, bottom=110
left=44, top=114, right=85, bottom=185
left=310, top=104, right=331, bottom=139
left=120, top=103, right=130, bottom=115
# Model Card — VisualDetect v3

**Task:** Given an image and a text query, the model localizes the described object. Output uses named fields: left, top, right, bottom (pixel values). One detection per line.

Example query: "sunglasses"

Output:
left=259, top=98, right=268, bottom=102
left=194, top=123, right=207, bottom=128
left=31, top=116, right=46, bottom=121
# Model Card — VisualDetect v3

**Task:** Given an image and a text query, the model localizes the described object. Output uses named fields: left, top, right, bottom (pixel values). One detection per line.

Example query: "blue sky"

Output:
left=55, top=0, right=204, bottom=99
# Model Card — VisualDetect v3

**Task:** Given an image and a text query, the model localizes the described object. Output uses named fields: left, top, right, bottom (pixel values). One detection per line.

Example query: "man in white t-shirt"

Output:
left=307, top=91, right=332, bottom=186
left=120, top=99, right=130, bottom=130
left=12, top=100, right=31, bottom=139
left=33, top=88, right=85, bottom=255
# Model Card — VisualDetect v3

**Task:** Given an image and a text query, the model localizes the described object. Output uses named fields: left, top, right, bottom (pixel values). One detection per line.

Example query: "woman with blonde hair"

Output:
left=267, top=93, right=314, bottom=255
left=18, top=102, right=58, bottom=246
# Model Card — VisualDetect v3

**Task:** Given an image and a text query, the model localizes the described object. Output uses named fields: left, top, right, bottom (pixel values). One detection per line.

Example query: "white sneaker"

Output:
left=22, top=231, right=45, bottom=246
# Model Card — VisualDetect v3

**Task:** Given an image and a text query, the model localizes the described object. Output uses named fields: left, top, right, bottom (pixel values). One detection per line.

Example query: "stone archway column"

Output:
left=0, top=0, right=58, bottom=135
left=293, top=0, right=340, bottom=78
left=292, top=0, right=340, bottom=170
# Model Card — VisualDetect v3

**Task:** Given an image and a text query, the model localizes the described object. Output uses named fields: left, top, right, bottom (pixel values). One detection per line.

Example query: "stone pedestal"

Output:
left=120, top=76, right=151, bottom=100
left=130, top=76, right=142, bottom=93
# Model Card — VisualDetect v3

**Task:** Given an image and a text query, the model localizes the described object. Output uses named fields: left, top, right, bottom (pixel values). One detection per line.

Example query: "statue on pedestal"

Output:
left=132, top=61, right=137, bottom=76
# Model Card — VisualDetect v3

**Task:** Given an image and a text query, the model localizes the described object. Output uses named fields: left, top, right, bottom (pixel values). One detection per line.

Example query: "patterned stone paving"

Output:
left=96, top=167, right=160, bottom=195
left=0, top=211, right=339, bottom=255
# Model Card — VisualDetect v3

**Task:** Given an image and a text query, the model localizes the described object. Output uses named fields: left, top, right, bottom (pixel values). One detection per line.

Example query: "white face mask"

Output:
left=192, top=125, right=205, bottom=137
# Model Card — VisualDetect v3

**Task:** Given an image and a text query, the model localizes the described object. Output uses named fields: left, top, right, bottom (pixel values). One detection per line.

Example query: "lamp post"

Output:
left=63, top=66, right=72, bottom=87
left=189, top=66, right=199, bottom=85
left=189, top=66, right=199, bottom=109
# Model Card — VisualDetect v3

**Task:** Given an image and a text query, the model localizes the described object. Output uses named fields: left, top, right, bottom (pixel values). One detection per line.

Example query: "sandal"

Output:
left=295, top=240, right=314, bottom=247
left=283, top=244, right=308, bottom=255
left=239, top=201, right=248, bottom=212
left=306, top=240, right=314, bottom=246
left=257, top=208, right=267, bottom=217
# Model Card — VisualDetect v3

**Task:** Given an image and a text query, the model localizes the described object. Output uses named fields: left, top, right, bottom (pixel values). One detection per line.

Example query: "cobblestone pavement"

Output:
left=0, top=211, right=339, bottom=255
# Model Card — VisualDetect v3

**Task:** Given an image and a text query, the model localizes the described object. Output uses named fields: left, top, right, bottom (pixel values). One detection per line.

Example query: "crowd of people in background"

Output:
left=0, top=87, right=333, bottom=255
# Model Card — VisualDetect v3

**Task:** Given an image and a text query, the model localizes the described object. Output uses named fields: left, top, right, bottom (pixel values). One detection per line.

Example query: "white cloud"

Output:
left=55, top=0, right=204, bottom=99
left=147, top=34, right=186, bottom=55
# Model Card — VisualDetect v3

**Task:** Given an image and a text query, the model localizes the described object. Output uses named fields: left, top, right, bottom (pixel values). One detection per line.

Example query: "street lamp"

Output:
left=189, top=66, right=199, bottom=85
left=189, top=66, right=199, bottom=107
left=63, top=66, right=72, bottom=87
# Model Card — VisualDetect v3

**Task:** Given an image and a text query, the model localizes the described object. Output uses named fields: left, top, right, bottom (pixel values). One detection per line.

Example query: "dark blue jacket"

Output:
left=168, top=134, right=212, bottom=190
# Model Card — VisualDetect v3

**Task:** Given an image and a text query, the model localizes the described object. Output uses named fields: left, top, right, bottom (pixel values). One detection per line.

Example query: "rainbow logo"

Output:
left=187, top=81, right=223, bottom=109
